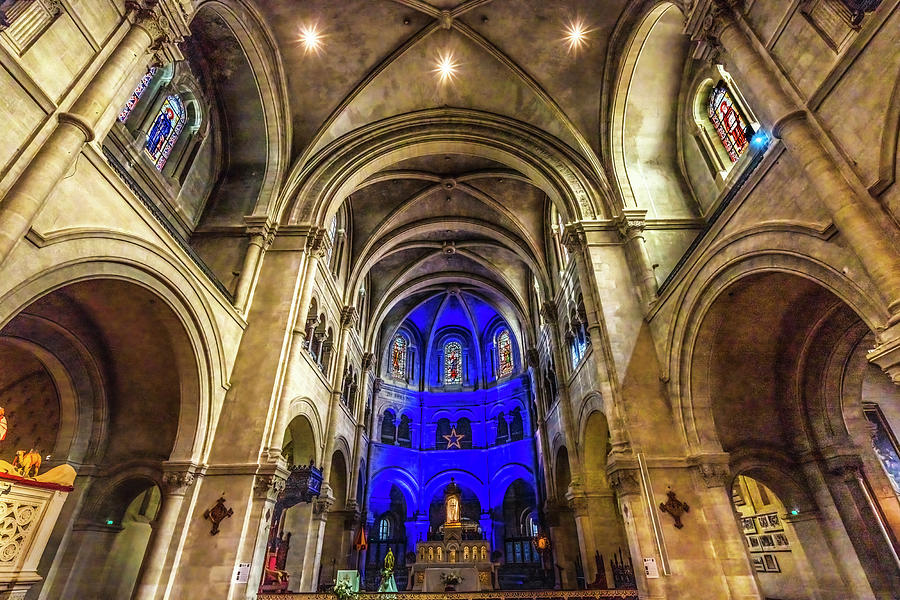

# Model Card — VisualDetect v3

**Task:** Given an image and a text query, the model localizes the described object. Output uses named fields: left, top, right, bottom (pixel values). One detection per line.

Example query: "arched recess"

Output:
left=668, top=229, right=889, bottom=454
left=685, top=269, right=900, bottom=597
left=319, top=450, right=350, bottom=588
left=609, top=2, right=699, bottom=282
left=278, top=109, right=610, bottom=228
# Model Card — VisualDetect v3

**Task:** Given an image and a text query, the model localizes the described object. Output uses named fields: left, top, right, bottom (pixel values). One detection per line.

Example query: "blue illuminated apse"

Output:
left=367, top=290, right=542, bottom=588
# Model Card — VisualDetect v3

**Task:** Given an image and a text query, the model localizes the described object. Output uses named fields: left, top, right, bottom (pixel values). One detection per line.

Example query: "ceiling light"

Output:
left=434, top=52, right=458, bottom=84
left=563, top=20, right=591, bottom=52
left=299, top=24, right=323, bottom=54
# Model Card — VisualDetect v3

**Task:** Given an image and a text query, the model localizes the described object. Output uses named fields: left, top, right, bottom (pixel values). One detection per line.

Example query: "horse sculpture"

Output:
left=13, top=450, right=41, bottom=478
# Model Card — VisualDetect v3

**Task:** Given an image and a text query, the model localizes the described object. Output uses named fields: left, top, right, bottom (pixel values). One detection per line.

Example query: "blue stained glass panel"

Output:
left=145, top=94, right=185, bottom=170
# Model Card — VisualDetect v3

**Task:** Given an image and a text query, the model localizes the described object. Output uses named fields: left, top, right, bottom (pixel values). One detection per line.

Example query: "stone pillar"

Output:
left=132, top=469, right=197, bottom=600
left=347, top=352, right=374, bottom=509
left=615, top=209, right=658, bottom=311
left=266, top=230, right=328, bottom=457
left=540, top=302, right=582, bottom=481
left=242, top=470, right=288, bottom=599
left=823, top=453, right=900, bottom=597
left=562, top=225, right=631, bottom=458
left=567, top=492, right=599, bottom=585
left=702, top=1, right=900, bottom=379
left=607, top=466, right=665, bottom=599
left=693, top=460, right=760, bottom=600
left=0, top=3, right=172, bottom=264
left=300, top=497, right=333, bottom=591
left=320, top=306, right=359, bottom=491
left=544, top=499, right=578, bottom=589
left=234, top=217, right=275, bottom=313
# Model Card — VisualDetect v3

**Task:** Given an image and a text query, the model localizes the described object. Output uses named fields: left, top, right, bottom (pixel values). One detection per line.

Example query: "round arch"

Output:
left=0, top=257, right=223, bottom=464
left=278, top=108, right=609, bottom=228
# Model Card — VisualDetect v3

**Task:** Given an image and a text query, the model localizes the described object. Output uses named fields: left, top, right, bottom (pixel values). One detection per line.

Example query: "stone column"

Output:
left=567, top=492, right=600, bottom=585
left=823, top=454, right=900, bottom=597
left=702, top=1, right=900, bottom=378
left=132, top=469, right=197, bottom=600
left=693, top=460, right=760, bottom=600
left=562, top=225, right=631, bottom=458
left=0, top=2, right=172, bottom=264
left=615, top=209, right=658, bottom=311
left=234, top=217, right=275, bottom=313
left=266, top=230, right=328, bottom=457
left=544, top=499, right=578, bottom=589
left=320, top=306, right=359, bottom=492
left=540, top=302, right=582, bottom=477
left=347, top=353, right=374, bottom=507
left=607, top=466, right=665, bottom=599
left=241, top=470, right=288, bottom=599
left=300, top=497, right=333, bottom=591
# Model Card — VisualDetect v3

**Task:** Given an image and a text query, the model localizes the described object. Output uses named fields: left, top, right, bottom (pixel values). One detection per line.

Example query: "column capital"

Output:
left=868, top=322, right=900, bottom=385
left=607, top=467, right=641, bottom=497
left=313, top=496, right=334, bottom=516
left=341, top=306, right=359, bottom=329
left=254, top=471, right=288, bottom=501
left=614, top=208, right=648, bottom=241
left=540, top=302, right=558, bottom=324
left=307, top=228, right=331, bottom=258
left=244, top=216, right=276, bottom=245
left=372, top=377, right=383, bottom=395
left=361, top=352, right=375, bottom=372
left=160, top=469, right=196, bottom=496
left=561, top=223, right=587, bottom=254
left=525, top=347, right=540, bottom=368
left=126, top=1, right=174, bottom=46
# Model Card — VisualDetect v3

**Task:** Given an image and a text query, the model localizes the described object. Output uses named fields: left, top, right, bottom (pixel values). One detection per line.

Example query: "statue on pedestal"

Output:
left=377, top=548, right=397, bottom=593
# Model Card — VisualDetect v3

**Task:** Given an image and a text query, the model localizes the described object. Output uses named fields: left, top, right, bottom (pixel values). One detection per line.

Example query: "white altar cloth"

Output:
left=423, top=567, right=479, bottom=592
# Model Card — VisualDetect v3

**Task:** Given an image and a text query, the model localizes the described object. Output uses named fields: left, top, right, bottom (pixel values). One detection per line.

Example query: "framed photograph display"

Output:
left=751, top=555, right=766, bottom=572
left=746, top=535, right=761, bottom=551
left=741, top=517, right=757, bottom=534
left=773, top=532, right=790, bottom=551
left=758, top=512, right=782, bottom=532
left=759, top=534, right=775, bottom=549
left=763, top=554, right=780, bottom=573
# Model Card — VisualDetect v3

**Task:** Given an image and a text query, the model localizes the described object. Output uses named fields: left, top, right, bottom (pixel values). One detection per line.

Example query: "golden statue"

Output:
left=384, top=548, right=395, bottom=572
left=446, top=495, right=460, bottom=523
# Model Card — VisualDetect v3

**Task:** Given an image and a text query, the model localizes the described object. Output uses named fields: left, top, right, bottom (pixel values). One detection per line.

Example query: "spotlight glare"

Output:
left=299, top=24, right=323, bottom=54
left=433, top=52, right=459, bottom=84
left=564, top=20, right=591, bottom=52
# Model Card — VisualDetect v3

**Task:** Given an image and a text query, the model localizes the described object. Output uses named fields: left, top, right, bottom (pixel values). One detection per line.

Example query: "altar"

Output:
left=409, top=479, right=496, bottom=591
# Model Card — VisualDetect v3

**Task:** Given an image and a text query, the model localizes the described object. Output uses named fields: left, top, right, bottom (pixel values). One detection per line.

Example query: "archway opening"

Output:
left=0, top=278, right=200, bottom=599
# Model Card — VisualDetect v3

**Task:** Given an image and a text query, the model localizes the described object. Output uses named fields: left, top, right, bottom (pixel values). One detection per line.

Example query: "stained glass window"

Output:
left=708, top=81, right=750, bottom=163
left=497, top=329, right=513, bottom=377
left=391, top=335, right=407, bottom=379
left=145, top=94, right=185, bottom=170
left=444, top=341, right=462, bottom=385
left=118, top=67, right=156, bottom=123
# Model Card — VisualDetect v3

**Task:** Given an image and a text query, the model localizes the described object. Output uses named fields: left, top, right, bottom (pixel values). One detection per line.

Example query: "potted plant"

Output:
left=440, top=571, right=463, bottom=592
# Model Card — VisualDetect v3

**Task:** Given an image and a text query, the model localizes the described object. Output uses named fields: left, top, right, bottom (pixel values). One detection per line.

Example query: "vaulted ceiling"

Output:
left=196, top=0, right=667, bottom=351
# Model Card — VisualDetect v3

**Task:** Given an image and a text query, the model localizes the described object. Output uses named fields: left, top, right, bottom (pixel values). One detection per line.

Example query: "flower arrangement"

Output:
left=333, top=579, right=355, bottom=600
left=440, top=571, right=463, bottom=586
